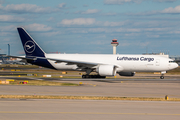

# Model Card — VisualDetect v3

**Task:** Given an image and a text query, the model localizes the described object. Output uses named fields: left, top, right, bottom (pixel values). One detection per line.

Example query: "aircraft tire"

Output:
left=82, top=75, right=86, bottom=78
left=160, top=76, right=164, bottom=79
left=82, top=75, right=106, bottom=79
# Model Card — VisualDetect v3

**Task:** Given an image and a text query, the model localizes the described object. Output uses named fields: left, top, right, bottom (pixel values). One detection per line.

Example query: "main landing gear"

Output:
left=82, top=74, right=106, bottom=79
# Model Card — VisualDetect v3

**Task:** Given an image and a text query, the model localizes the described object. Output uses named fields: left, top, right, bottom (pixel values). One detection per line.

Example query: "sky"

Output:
left=0, top=0, right=180, bottom=56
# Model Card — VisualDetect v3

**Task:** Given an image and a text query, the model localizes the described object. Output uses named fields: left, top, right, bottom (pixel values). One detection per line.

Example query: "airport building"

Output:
left=0, top=54, right=8, bottom=64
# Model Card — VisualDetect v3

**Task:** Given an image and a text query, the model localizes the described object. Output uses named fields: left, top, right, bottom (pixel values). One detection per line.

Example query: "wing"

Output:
left=45, top=57, right=122, bottom=71
left=7, top=55, right=98, bottom=68
left=38, top=57, right=101, bottom=69
left=7, top=55, right=121, bottom=70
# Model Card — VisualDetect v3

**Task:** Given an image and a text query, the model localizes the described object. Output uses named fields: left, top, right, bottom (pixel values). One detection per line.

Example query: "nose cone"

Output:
left=175, top=63, right=179, bottom=68
left=170, top=63, right=179, bottom=70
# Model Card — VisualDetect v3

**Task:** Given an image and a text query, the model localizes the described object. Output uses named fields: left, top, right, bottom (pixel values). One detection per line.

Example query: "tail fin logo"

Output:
left=24, top=41, right=36, bottom=53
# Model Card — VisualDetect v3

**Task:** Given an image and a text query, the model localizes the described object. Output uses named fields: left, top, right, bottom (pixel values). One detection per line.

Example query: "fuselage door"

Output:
left=156, top=59, right=160, bottom=66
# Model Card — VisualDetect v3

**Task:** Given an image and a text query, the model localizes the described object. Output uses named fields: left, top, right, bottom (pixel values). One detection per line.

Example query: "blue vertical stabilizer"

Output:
left=17, top=27, right=55, bottom=69
left=17, top=27, right=45, bottom=57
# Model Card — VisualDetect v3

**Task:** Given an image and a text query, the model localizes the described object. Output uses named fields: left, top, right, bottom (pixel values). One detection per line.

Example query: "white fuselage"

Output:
left=45, top=54, right=178, bottom=72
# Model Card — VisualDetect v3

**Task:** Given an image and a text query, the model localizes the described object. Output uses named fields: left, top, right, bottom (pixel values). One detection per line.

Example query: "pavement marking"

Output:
left=0, top=111, right=180, bottom=116
left=27, top=78, right=43, bottom=80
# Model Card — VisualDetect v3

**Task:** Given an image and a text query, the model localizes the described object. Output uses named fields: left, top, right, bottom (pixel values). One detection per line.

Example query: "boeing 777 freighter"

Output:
left=9, top=27, right=178, bottom=79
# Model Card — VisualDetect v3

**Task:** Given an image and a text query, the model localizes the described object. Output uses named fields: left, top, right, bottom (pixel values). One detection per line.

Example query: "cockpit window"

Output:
left=169, top=61, right=176, bottom=63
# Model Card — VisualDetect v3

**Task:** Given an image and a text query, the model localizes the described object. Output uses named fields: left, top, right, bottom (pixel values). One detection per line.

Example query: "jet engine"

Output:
left=96, top=65, right=116, bottom=76
left=118, top=72, right=135, bottom=76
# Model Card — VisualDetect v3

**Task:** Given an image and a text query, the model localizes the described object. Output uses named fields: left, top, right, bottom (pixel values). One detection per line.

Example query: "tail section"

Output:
left=17, top=27, right=55, bottom=69
left=17, top=27, right=45, bottom=57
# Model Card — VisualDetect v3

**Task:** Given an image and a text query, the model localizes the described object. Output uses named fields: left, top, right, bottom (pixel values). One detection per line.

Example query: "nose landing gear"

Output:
left=160, top=75, right=164, bottom=79
left=160, top=71, right=166, bottom=79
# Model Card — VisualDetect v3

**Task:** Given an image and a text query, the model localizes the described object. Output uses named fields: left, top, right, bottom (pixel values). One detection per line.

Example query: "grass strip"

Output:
left=1, top=95, right=180, bottom=101
left=7, top=80, right=79, bottom=86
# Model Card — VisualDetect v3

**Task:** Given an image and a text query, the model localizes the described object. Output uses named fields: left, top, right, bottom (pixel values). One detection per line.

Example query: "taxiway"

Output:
left=1, top=76, right=180, bottom=120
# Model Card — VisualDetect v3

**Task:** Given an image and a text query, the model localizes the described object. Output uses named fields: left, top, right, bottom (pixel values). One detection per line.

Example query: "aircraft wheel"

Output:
left=160, top=76, right=164, bottom=79
left=90, top=75, right=95, bottom=78
left=82, top=75, right=86, bottom=78
left=82, top=75, right=106, bottom=79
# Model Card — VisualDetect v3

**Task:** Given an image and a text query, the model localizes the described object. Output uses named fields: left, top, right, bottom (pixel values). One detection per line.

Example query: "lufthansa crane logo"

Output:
left=24, top=41, right=36, bottom=53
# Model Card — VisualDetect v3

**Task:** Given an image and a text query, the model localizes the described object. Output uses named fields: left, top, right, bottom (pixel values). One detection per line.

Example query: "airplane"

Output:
left=1, top=56, right=26, bottom=65
left=9, top=27, right=178, bottom=79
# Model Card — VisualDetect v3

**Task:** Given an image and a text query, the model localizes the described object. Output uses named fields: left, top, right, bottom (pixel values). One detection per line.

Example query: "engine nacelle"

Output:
left=96, top=65, right=116, bottom=76
left=118, top=72, right=135, bottom=76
